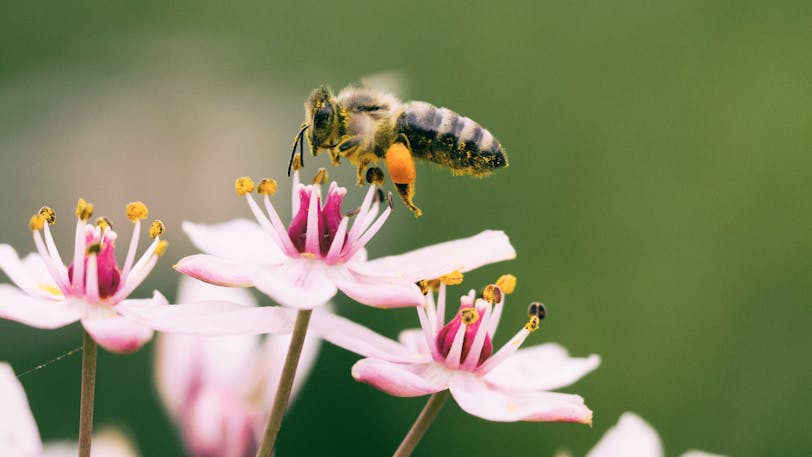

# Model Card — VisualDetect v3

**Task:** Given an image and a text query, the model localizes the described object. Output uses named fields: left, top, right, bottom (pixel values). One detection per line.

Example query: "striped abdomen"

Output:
left=396, top=101, right=508, bottom=175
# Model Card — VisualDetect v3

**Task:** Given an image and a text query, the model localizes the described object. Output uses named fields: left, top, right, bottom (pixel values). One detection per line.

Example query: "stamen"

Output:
left=460, top=307, right=480, bottom=325
left=75, top=198, right=94, bottom=221
left=39, top=207, right=56, bottom=224
left=95, top=217, right=113, bottom=231
left=435, top=283, right=447, bottom=333
left=257, top=178, right=278, bottom=196
left=29, top=214, right=46, bottom=231
left=345, top=207, right=361, bottom=218
left=462, top=303, right=493, bottom=370
left=312, top=168, right=329, bottom=185
left=126, top=201, right=149, bottom=222
left=445, top=320, right=467, bottom=368
left=149, top=220, right=166, bottom=239
left=71, top=218, right=86, bottom=291
left=439, top=270, right=464, bottom=286
left=365, top=167, right=385, bottom=186
left=417, top=279, right=441, bottom=295
left=496, top=274, right=516, bottom=294
left=342, top=203, right=391, bottom=259
left=291, top=154, right=303, bottom=172
left=154, top=240, right=169, bottom=257
left=482, top=284, right=503, bottom=304
left=86, top=243, right=102, bottom=255
left=235, top=177, right=256, bottom=196
left=525, top=302, right=546, bottom=332
left=304, top=185, right=321, bottom=255
left=261, top=195, right=299, bottom=255
left=416, top=305, right=442, bottom=361
left=324, top=216, right=349, bottom=263
left=85, top=253, right=100, bottom=303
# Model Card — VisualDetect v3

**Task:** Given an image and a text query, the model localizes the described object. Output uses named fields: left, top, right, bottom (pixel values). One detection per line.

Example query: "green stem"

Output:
left=255, top=309, right=313, bottom=457
left=392, top=390, right=450, bottom=457
left=78, top=330, right=97, bottom=457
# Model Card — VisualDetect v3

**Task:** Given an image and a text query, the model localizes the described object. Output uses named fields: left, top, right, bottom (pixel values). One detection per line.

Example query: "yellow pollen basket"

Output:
left=154, top=240, right=169, bottom=257
left=257, top=178, right=278, bottom=196
left=126, top=201, right=149, bottom=222
left=235, top=177, right=256, bottom=196
left=75, top=198, right=94, bottom=221
left=385, top=143, right=416, bottom=185
left=149, top=220, right=166, bottom=239
left=29, top=214, right=46, bottom=231
left=38, top=206, right=56, bottom=224
left=495, top=274, right=517, bottom=294
left=482, top=284, right=503, bottom=304
left=439, top=270, right=464, bottom=286
left=460, top=307, right=480, bottom=325
left=312, top=168, right=329, bottom=185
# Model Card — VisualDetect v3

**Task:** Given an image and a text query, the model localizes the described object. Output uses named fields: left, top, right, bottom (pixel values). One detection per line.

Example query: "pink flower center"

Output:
left=436, top=305, right=493, bottom=367
left=67, top=230, right=122, bottom=299
left=287, top=185, right=345, bottom=257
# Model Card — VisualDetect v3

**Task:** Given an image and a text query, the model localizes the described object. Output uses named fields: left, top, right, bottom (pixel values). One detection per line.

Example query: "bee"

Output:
left=289, top=85, right=508, bottom=217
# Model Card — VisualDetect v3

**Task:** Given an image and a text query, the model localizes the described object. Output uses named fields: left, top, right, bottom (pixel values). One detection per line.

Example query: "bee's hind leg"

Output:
left=385, top=142, right=422, bottom=217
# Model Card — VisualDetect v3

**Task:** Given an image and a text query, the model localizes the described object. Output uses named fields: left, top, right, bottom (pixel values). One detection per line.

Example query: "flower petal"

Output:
left=175, top=254, right=260, bottom=288
left=483, top=343, right=600, bottom=391
left=398, top=328, right=432, bottom=356
left=351, top=359, right=450, bottom=397
left=117, top=291, right=296, bottom=336
left=358, top=230, right=516, bottom=281
left=0, top=285, right=80, bottom=329
left=448, top=373, right=593, bottom=423
left=310, top=309, right=428, bottom=363
left=254, top=328, right=322, bottom=410
left=333, top=267, right=424, bottom=308
left=253, top=261, right=337, bottom=309
left=0, top=363, right=43, bottom=457
left=679, top=451, right=727, bottom=457
left=81, top=311, right=155, bottom=354
left=41, top=429, right=138, bottom=457
left=183, top=219, right=284, bottom=262
left=0, top=245, right=61, bottom=299
left=585, top=413, right=663, bottom=457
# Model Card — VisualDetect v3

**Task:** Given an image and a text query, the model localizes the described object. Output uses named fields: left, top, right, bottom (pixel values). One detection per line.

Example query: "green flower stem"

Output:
left=392, top=390, right=450, bottom=457
left=78, top=330, right=97, bottom=457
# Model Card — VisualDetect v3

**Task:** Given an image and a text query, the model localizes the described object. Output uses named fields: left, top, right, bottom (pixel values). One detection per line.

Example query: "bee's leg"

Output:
left=327, top=149, right=341, bottom=167
left=355, top=159, right=370, bottom=186
left=385, top=142, right=422, bottom=217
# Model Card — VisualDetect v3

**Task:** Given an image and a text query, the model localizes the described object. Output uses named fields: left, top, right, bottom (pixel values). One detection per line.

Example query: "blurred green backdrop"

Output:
left=1, top=1, right=810, bottom=456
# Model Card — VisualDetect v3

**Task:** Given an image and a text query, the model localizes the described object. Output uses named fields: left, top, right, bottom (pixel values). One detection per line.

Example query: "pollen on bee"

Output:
left=439, top=270, right=464, bottom=286
left=149, top=220, right=166, bottom=239
left=384, top=143, right=416, bottom=185
left=154, top=240, right=169, bottom=257
left=257, top=178, right=278, bottom=196
left=312, top=168, right=329, bottom=185
left=235, top=177, right=256, bottom=196
left=75, top=198, right=94, bottom=221
left=460, top=307, right=480, bottom=326
left=29, top=214, right=46, bottom=231
left=38, top=206, right=56, bottom=224
left=496, top=274, right=517, bottom=294
left=95, top=217, right=113, bottom=231
left=126, top=201, right=149, bottom=222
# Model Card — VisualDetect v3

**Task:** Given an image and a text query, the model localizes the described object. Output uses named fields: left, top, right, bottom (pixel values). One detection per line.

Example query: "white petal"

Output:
left=358, top=230, right=516, bottom=281
left=174, top=254, right=261, bottom=288
left=483, top=343, right=600, bottom=391
left=448, top=373, right=593, bottom=423
left=81, top=311, right=154, bottom=354
left=585, top=413, right=663, bottom=457
left=0, top=285, right=80, bottom=329
left=332, top=266, right=424, bottom=308
left=253, top=261, right=337, bottom=309
left=41, top=429, right=138, bottom=457
left=0, top=363, right=43, bottom=457
left=398, top=328, right=432, bottom=356
left=0, top=245, right=61, bottom=299
left=254, top=327, right=322, bottom=410
left=351, top=359, right=450, bottom=397
left=679, top=451, right=727, bottom=457
left=183, top=219, right=285, bottom=263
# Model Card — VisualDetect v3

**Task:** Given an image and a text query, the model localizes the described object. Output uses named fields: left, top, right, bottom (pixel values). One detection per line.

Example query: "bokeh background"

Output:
left=1, top=1, right=810, bottom=456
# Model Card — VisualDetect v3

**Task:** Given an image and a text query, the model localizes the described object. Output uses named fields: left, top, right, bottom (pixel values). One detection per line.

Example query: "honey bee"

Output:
left=289, top=84, right=508, bottom=216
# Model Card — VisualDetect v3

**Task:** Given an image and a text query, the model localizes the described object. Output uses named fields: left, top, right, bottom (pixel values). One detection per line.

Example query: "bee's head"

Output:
left=306, top=87, right=340, bottom=151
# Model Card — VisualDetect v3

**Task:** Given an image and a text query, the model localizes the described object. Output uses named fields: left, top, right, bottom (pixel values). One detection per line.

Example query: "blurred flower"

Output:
left=580, top=412, right=726, bottom=457
left=155, top=277, right=320, bottom=457
left=176, top=169, right=517, bottom=309
left=313, top=279, right=600, bottom=423
left=0, top=362, right=138, bottom=457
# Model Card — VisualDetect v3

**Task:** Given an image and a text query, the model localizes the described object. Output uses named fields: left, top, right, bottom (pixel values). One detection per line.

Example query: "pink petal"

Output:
left=254, top=328, right=322, bottom=411
left=358, top=230, right=516, bottom=282
left=253, top=261, right=337, bottom=309
left=585, top=413, right=663, bottom=457
left=0, top=363, right=43, bottom=457
left=351, top=359, right=450, bottom=397
left=175, top=254, right=260, bottom=288
left=182, top=219, right=285, bottom=263
left=483, top=343, right=600, bottom=391
left=41, top=430, right=138, bottom=457
left=333, top=267, right=425, bottom=308
left=183, top=387, right=257, bottom=457
left=398, top=329, right=432, bottom=356
left=310, top=309, right=428, bottom=363
left=679, top=451, right=727, bottom=457
left=0, top=245, right=61, bottom=299
left=447, top=373, right=593, bottom=423
left=117, top=293, right=296, bottom=336
left=0, top=285, right=80, bottom=329
left=81, top=311, right=155, bottom=354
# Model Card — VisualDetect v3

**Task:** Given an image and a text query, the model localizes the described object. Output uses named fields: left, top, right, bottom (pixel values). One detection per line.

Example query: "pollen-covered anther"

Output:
left=257, top=178, right=278, bottom=196
left=235, top=177, right=255, bottom=196
left=154, top=240, right=169, bottom=257
left=525, top=301, right=547, bottom=332
left=95, top=217, right=113, bottom=231
left=149, top=220, right=166, bottom=239
left=495, top=274, right=517, bottom=294
left=29, top=214, right=46, bottom=231
left=312, top=168, right=329, bottom=185
left=365, top=167, right=385, bottom=186
left=460, top=307, right=480, bottom=326
left=418, top=279, right=441, bottom=294
left=38, top=206, right=56, bottom=224
left=439, top=270, right=464, bottom=286
left=386, top=192, right=394, bottom=209
left=291, top=154, right=303, bottom=172
left=525, top=316, right=540, bottom=332
left=86, top=243, right=102, bottom=255
left=75, top=198, right=94, bottom=221
left=126, top=201, right=149, bottom=222
left=482, top=284, right=503, bottom=304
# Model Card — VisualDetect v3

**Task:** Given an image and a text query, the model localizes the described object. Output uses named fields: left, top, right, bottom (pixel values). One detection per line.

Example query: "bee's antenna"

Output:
left=288, top=124, right=309, bottom=177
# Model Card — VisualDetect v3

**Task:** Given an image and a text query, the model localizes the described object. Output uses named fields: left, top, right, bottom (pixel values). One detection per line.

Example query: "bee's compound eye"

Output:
left=313, top=103, right=332, bottom=127
left=527, top=302, right=546, bottom=320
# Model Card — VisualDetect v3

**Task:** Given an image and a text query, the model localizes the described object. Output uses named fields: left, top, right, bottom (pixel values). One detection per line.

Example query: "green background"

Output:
left=1, top=1, right=809, bottom=455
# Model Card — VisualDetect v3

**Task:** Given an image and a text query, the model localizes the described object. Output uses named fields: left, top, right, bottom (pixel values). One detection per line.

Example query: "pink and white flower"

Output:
left=0, top=362, right=137, bottom=457
left=582, top=413, right=726, bottom=457
left=312, top=280, right=600, bottom=424
left=155, top=277, right=320, bottom=457
left=175, top=170, right=517, bottom=310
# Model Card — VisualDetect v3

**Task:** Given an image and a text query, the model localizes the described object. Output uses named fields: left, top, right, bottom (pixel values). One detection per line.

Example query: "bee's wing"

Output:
left=359, top=71, right=409, bottom=99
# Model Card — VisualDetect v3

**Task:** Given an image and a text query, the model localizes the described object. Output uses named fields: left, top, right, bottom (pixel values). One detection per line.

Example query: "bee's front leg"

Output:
left=327, top=149, right=341, bottom=166
left=356, top=159, right=370, bottom=186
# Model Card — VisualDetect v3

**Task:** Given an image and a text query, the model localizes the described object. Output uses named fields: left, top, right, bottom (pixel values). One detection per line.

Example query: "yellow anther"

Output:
left=126, top=201, right=149, bottom=222
left=460, top=307, right=480, bottom=326
left=417, top=279, right=441, bottom=294
left=291, top=154, right=303, bottom=172
left=38, top=207, right=55, bottom=224
left=86, top=243, right=101, bottom=255
left=235, top=177, right=256, bottom=196
left=312, top=168, right=329, bottom=185
left=525, top=316, right=540, bottom=332
left=75, top=198, right=94, bottom=221
left=439, top=270, right=464, bottom=286
left=496, top=274, right=517, bottom=294
left=95, top=217, right=113, bottom=231
left=154, top=240, right=169, bottom=257
left=482, top=284, right=503, bottom=304
left=29, top=214, right=46, bottom=231
left=257, top=178, right=278, bottom=196
left=149, top=220, right=166, bottom=239
left=366, top=167, right=385, bottom=186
